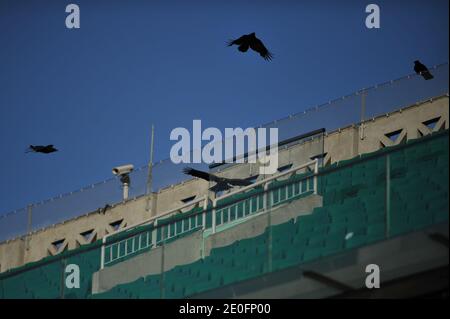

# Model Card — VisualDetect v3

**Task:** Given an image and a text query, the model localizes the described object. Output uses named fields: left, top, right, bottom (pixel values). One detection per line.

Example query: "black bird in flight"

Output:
left=414, top=60, right=434, bottom=80
left=227, top=32, right=273, bottom=61
left=26, top=145, right=58, bottom=154
left=183, top=167, right=253, bottom=192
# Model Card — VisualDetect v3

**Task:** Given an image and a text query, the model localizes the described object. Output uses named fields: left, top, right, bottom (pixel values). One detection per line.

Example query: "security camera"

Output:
left=112, top=164, right=134, bottom=176
left=113, top=164, right=134, bottom=201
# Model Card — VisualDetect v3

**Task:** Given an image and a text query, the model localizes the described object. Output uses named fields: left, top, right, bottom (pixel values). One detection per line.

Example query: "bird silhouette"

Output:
left=99, top=204, right=111, bottom=215
left=414, top=60, right=434, bottom=80
left=227, top=32, right=273, bottom=61
left=26, top=145, right=58, bottom=154
left=183, top=167, right=252, bottom=192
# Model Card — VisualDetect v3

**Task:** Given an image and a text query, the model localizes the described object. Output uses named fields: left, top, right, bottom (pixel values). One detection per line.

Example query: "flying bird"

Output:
left=414, top=60, right=434, bottom=80
left=26, top=145, right=58, bottom=154
left=227, top=32, right=273, bottom=61
left=183, top=167, right=253, bottom=192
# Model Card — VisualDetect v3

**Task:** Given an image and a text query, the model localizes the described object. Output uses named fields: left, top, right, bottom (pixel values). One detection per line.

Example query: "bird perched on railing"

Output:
left=227, top=32, right=274, bottom=61
left=183, top=167, right=253, bottom=192
left=414, top=60, right=434, bottom=80
left=26, top=145, right=58, bottom=154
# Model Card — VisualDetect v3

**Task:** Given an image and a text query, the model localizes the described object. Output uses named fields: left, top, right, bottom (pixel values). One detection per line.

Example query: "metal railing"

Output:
left=210, top=159, right=318, bottom=234
left=100, top=159, right=319, bottom=269
left=101, top=196, right=208, bottom=268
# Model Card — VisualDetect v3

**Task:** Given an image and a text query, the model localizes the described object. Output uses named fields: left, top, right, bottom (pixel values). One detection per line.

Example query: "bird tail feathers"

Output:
left=422, top=71, right=434, bottom=80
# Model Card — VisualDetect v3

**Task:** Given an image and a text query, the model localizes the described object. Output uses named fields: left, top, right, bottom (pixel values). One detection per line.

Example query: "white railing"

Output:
left=100, top=159, right=319, bottom=269
left=100, top=196, right=207, bottom=269
left=211, top=159, right=318, bottom=233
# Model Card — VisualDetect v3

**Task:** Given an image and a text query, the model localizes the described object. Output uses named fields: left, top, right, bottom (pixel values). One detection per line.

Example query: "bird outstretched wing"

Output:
left=226, top=35, right=247, bottom=47
left=183, top=167, right=253, bottom=191
left=225, top=178, right=253, bottom=186
left=209, top=183, right=230, bottom=193
left=26, top=144, right=58, bottom=154
left=250, top=37, right=273, bottom=61
left=183, top=167, right=220, bottom=182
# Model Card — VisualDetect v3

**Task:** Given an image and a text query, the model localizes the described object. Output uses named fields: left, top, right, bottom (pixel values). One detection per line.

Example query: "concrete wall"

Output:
left=93, top=230, right=204, bottom=293
left=23, top=196, right=152, bottom=262
left=0, top=96, right=448, bottom=272
left=0, top=239, right=25, bottom=273
left=324, top=96, right=449, bottom=164
left=358, top=97, right=449, bottom=155
left=93, top=194, right=322, bottom=293
left=155, top=179, right=209, bottom=215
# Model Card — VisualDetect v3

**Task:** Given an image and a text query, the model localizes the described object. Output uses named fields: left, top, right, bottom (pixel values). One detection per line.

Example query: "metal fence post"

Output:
left=146, top=125, right=155, bottom=212
left=152, top=220, right=157, bottom=247
left=263, top=183, right=269, bottom=212
left=212, top=199, right=217, bottom=234
left=26, top=204, right=33, bottom=252
left=313, top=158, right=319, bottom=195
left=360, top=90, right=367, bottom=140
left=202, top=197, right=208, bottom=230
left=100, top=237, right=106, bottom=270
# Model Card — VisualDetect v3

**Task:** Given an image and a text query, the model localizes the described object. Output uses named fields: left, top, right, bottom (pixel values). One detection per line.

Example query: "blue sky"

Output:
left=0, top=0, right=448, bottom=215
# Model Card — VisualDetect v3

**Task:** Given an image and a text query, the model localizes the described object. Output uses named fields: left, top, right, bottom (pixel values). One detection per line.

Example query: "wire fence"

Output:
left=0, top=63, right=448, bottom=243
